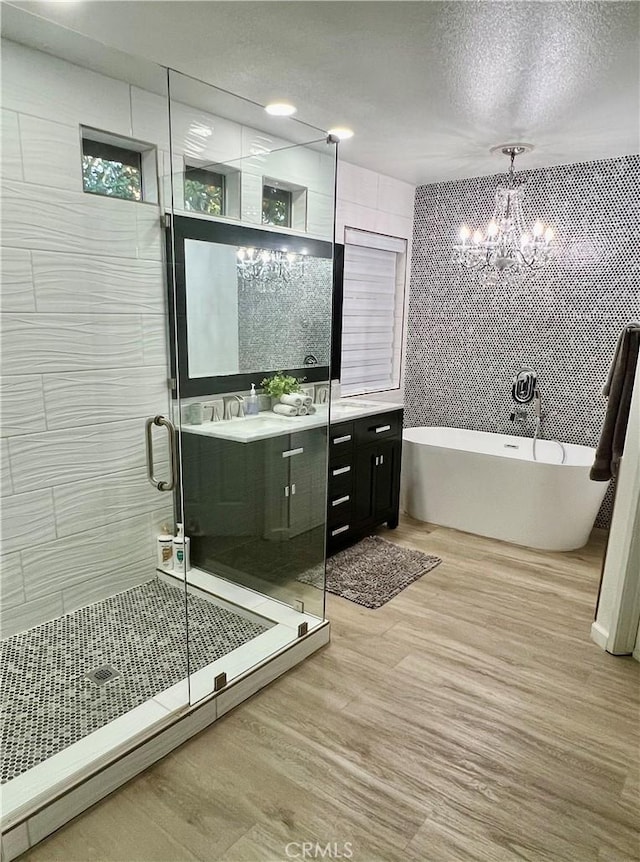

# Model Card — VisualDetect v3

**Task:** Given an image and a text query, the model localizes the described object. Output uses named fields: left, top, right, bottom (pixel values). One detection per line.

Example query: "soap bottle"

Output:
left=173, top=523, right=191, bottom=573
left=157, top=524, right=174, bottom=570
left=246, top=383, right=260, bottom=416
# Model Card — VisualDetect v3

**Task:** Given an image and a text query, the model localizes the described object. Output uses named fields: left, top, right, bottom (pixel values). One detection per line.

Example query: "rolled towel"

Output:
left=302, top=395, right=313, bottom=407
left=280, top=393, right=303, bottom=407
left=297, top=406, right=309, bottom=416
left=307, top=405, right=316, bottom=415
left=273, top=403, right=298, bottom=417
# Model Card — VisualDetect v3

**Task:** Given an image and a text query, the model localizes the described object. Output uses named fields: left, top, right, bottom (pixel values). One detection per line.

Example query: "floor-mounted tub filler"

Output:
left=402, top=426, right=608, bottom=551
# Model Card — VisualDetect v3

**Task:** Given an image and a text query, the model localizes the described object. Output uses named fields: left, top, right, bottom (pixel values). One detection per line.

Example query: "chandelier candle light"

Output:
left=454, top=144, right=554, bottom=274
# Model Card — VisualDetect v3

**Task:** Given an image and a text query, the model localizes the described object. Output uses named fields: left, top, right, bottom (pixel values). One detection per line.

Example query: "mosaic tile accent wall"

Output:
left=405, top=155, right=640, bottom=527
left=237, top=256, right=332, bottom=373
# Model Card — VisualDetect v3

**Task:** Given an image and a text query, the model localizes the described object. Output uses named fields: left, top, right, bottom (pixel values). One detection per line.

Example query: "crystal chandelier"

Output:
left=453, top=145, right=554, bottom=274
left=236, top=247, right=305, bottom=291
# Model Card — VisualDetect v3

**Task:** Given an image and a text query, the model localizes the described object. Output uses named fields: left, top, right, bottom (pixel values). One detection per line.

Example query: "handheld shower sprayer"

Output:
left=533, top=386, right=542, bottom=419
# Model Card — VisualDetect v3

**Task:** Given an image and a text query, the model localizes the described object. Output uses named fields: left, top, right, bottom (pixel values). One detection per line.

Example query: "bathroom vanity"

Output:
left=180, top=401, right=404, bottom=586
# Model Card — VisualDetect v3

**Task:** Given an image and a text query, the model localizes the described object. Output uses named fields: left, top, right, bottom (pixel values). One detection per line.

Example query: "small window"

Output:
left=184, top=166, right=225, bottom=216
left=262, top=183, right=292, bottom=227
left=82, top=139, right=142, bottom=201
left=340, top=228, right=407, bottom=396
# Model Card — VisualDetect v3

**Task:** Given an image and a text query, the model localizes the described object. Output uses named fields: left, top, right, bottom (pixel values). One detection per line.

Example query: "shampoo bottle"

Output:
left=157, top=524, right=174, bottom=570
left=246, top=383, right=260, bottom=415
left=173, top=523, right=191, bottom=573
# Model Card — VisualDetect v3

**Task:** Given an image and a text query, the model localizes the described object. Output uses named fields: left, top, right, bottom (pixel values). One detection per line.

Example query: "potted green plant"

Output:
left=261, top=372, right=306, bottom=406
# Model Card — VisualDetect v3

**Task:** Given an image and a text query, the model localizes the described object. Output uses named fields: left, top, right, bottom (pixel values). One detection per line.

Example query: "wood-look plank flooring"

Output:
left=21, top=518, right=640, bottom=862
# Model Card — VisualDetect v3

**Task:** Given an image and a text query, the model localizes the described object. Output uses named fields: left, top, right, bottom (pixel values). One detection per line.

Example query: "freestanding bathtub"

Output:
left=402, top=426, right=609, bottom=551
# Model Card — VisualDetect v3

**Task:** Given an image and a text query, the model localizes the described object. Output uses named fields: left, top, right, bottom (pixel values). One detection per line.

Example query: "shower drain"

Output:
left=85, top=665, right=122, bottom=686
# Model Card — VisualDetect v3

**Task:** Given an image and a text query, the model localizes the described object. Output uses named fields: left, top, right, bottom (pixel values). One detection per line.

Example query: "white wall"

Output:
left=0, top=40, right=173, bottom=637
left=591, top=356, right=640, bottom=653
left=335, top=162, right=415, bottom=401
left=0, top=38, right=415, bottom=634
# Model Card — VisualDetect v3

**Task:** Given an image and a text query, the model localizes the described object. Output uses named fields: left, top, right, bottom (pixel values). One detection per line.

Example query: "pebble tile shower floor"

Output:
left=0, top=579, right=269, bottom=783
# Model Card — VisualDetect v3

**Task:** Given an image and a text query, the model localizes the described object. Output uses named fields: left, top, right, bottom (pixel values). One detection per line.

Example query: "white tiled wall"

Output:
left=0, top=38, right=415, bottom=634
left=0, top=41, right=171, bottom=636
left=335, top=162, right=415, bottom=400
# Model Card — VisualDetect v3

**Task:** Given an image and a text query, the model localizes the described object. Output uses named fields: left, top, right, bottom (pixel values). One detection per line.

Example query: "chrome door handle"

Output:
left=282, top=447, right=304, bottom=458
left=145, top=415, right=177, bottom=491
left=375, top=424, right=391, bottom=434
left=333, top=435, right=352, bottom=445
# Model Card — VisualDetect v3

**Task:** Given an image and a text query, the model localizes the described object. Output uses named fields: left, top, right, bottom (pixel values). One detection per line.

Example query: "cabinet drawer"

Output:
left=355, top=411, right=402, bottom=445
left=328, top=521, right=352, bottom=542
left=327, top=491, right=352, bottom=525
left=329, top=421, right=354, bottom=454
left=328, top=454, right=353, bottom=494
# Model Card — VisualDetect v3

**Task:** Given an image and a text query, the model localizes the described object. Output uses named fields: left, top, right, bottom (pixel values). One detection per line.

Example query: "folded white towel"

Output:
left=280, top=393, right=303, bottom=407
left=273, top=403, right=298, bottom=417
left=297, top=406, right=309, bottom=416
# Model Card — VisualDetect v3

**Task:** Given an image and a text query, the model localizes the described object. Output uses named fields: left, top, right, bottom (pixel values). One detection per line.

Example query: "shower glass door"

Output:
left=0, top=51, right=190, bottom=813
left=166, top=70, right=336, bottom=705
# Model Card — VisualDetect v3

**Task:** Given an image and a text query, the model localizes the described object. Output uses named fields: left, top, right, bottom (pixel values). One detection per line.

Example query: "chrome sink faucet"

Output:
left=223, top=394, right=245, bottom=420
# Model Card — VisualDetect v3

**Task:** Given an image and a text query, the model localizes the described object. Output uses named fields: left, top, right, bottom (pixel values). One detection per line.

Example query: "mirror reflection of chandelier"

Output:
left=236, top=246, right=306, bottom=291
left=453, top=144, right=555, bottom=274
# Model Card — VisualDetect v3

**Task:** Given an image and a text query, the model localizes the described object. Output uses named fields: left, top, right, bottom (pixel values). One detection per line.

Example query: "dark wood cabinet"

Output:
left=264, top=429, right=326, bottom=542
left=327, top=409, right=403, bottom=555
left=181, top=426, right=327, bottom=586
left=180, top=409, right=402, bottom=569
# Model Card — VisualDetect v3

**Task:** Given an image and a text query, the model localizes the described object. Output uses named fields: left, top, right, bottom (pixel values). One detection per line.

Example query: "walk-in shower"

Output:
left=0, top=30, right=336, bottom=857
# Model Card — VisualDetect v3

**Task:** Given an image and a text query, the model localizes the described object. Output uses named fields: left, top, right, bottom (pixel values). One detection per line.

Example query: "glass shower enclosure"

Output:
left=166, top=69, right=337, bottom=706
left=0, top=38, right=335, bottom=847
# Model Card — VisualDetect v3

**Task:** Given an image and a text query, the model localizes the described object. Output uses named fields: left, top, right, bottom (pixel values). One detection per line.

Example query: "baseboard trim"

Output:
left=590, top=620, right=609, bottom=649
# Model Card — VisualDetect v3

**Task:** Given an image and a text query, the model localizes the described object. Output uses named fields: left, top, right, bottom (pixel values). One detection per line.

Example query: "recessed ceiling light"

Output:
left=327, top=127, right=354, bottom=140
left=265, top=102, right=297, bottom=117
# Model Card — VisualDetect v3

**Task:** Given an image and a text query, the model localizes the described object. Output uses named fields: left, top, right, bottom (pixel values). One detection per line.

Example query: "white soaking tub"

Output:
left=402, top=426, right=609, bottom=551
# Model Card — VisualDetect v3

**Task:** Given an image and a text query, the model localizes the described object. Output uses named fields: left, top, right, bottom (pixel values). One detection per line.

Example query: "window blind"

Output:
left=340, top=228, right=406, bottom=396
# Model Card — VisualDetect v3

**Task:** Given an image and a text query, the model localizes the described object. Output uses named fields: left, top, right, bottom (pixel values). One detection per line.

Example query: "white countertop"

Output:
left=181, top=399, right=403, bottom=444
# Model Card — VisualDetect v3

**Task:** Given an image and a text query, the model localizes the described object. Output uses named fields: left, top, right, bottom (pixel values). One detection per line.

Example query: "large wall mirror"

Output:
left=167, top=216, right=341, bottom=396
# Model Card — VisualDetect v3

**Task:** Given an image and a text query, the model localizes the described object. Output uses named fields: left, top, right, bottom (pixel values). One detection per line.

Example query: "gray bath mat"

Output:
left=301, top=536, right=441, bottom=609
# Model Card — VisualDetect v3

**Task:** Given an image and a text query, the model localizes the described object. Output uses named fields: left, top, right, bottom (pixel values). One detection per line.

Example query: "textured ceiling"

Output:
left=4, top=1, right=640, bottom=184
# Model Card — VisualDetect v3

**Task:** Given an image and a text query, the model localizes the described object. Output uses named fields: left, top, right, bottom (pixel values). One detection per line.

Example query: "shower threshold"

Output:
left=1, top=571, right=327, bottom=858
